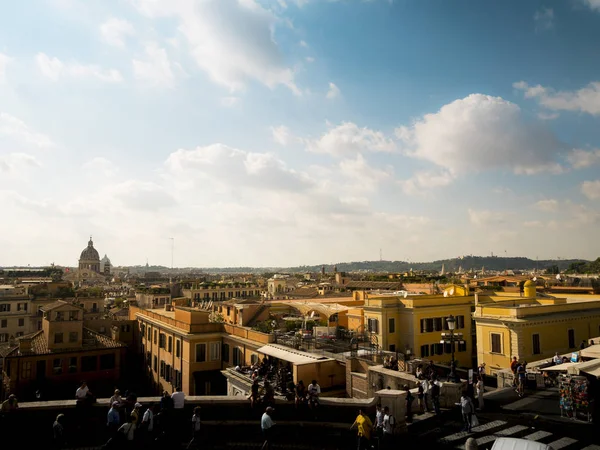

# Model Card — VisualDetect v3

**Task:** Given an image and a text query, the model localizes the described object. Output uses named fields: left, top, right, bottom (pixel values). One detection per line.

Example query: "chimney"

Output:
left=19, top=338, right=32, bottom=353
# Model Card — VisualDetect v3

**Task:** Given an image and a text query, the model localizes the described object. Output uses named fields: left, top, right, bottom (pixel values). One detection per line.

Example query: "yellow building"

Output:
left=360, top=285, right=474, bottom=367
left=474, top=281, right=600, bottom=375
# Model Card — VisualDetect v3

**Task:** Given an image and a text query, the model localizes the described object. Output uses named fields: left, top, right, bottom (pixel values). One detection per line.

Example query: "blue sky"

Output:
left=1, top=0, right=600, bottom=267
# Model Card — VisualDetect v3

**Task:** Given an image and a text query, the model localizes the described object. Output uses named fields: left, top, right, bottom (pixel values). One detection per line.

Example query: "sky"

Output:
left=1, top=0, right=600, bottom=268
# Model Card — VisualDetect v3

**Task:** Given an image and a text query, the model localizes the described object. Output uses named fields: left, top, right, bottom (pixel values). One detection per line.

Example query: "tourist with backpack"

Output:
left=382, top=406, right=396, bottom=449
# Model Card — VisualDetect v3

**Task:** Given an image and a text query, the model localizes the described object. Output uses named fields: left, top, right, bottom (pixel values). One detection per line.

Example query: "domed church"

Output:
left=79, top=236, right=101, bottom=273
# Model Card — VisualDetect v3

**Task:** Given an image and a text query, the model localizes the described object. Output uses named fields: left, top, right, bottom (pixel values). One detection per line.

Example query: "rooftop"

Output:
left=0, top=327, right=125, bottom=357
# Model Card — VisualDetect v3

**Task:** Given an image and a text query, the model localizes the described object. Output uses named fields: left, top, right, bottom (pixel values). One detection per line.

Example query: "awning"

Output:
left=580, top=344, right=600, bottom=359
left=256, top=344, right=329, bottom=365
left=541, top=362, right=579, bottom=372
left=581, top=366, right=600, bottom=378
left=572, top=359, right=600, bottom=376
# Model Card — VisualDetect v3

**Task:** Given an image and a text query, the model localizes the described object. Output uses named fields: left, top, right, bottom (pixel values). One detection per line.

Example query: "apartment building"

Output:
left=183, top=283, right=263, bottom=302
left=0, top=285, right=32, bottom=342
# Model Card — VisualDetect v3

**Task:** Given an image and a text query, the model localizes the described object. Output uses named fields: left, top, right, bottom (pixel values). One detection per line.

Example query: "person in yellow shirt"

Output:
left=350, top=408, right=373, bottom=450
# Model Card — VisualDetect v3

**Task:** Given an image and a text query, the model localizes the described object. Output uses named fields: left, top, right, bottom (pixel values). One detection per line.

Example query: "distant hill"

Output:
left=121, top=256, right=591, bottom=274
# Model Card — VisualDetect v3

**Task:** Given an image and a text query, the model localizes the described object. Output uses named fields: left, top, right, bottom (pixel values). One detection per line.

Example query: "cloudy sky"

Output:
left=1, top=0, right=600, bottom=268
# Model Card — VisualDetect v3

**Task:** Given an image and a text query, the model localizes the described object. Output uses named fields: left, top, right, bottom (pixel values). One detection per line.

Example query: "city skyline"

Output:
left=1, top=1, right=600, bottom=267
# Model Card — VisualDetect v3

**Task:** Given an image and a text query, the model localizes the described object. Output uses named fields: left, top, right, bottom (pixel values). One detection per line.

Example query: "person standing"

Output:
left=510, top=357, right=519, bottom=387
left=382, top=406, right=396, bottom=450
left=107, top=401, right=121, bottom=435
left=171, top=387, right=185, bottom=409
left=350, top=408, right=373, bottom=450
left=141, top=402, right=155, bottom=442
left=171, top=386, right=186, bottom=434
left=186, top=407, right=201, bottom=450
left=307, top=379, right=321, bottom=408
left=431, top=378, right=441, bottom=415
left=117, top=415, right=136, bottom=444
left=260, top=406, right=275, bottom=450
left=403, top=385, right=414, bottom=423
left=422, top=379, right=431, bottom=412
left=53, top=414, right=66, bottom=450
left=459, top=391, right=475, bottom=432
left=476, top=376, right=485, bottom=410
left=375, top=403, right=384, bottom=441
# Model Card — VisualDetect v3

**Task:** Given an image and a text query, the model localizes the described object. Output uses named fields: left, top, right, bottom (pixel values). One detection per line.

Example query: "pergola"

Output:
left=270, top=301, right=351, bottom=320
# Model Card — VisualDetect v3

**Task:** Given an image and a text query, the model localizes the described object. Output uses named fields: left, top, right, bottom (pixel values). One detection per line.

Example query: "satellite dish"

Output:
left=556, top=274, right=561, bottom=280
left=404, top=291, right=408, bottom=299
left=444, top=291, right=448, bottom=298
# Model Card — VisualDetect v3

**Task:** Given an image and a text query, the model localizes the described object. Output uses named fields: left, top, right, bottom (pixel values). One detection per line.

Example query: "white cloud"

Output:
left=132, top=43, right=175, bottom=88
left=523, top=220, right=544, bottom=228
left=534, top=8, right=554, bottom=32
left=0, top=153, right=41, bottom=173
left=299, top=40, right=308, bottom=47
left=514, top=80, right=600, bottom=116
left=307, top=122, right=396, bottom=157
left=221, top=96, right=240, bottom=107
left=305, top=57, right=315, bottom=63
left=132, top=0, right=299, bottom=94
left=110, top=180, right=177, bottom=211
left=36, top=53, right=122, bottom=83
left=582, top=0, right=600, bottom=11
left=326, top=82, right=340, bottom=99
left=467, top=209, right=508, bottom=226
left=582, top=180, right=600, bottom=200
left=165, top=143, right=313, bottom=192
left=567, top=148, right=600, bottom=169
left=400, top=170, right=454, bottom=195
left=534, top=199, right=558, bottom=212
left=537, top=112, right=559, bottom=120
left=0, top=52, right=12, bottom=82
left=100, top=18, right=134, bottom=47
left=82, top=157, right=118, bottom=178
left=395, top=94, right=564, bottom=175
left=271, top=125, right=292, bottom=145
left=0, top=112, right=55, bottom=148
left=339, top=154, right=391, bottom=192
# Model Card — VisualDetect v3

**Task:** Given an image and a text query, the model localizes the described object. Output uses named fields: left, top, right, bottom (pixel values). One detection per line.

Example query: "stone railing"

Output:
left=6, top=395, right=379, bottom=448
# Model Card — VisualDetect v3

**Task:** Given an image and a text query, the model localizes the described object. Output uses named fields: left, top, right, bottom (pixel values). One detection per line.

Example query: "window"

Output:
left=21, top=361, right=32, bottom=379
left=160, top=360, right=166, bottom=378
left=69, top=332, right=78, bottom=343
left=18, top=318, right=24, bottom=327
left=196, top=343, right=207, bottom=362
left=568, top=329, right=575, bottom=349
left=458, top=341, right=467, bottom=352
left=121, top=325, right=130, bottom=332
left=491, top=333, right=502, bottom=354
left=0, top=304, right=11, bottom=312
left=430, top=343, right=443, bottom=355
left=15, top=332, right=23, bottom=337
left=153, top=355, right=158, bottom=372
left=251, top=354, right=258, bottom=364
left=227, top=307, right=231, bottom=315
left=53, top=358, right=63, bottom=375
left=37, top=321, right=42, bottom=331
left=532, top=334, right=541, bottom=355
left=147, top=327, right=151, bottom=340
left=222, top=343, right=230, bottom=362
left=174, top=369, right=182, bottom=388
left=233, top=347, right=242, bottom=366
left=420, top=345, right=430, bottom=357
left=176, top=339, right=181, bottom=358
left=55, top=311, right=63, bottom=321
left=444, top=342, right=453, bottom=354
left=100, top=354, right=115, bottom=370
left=0, top=333, right=8, bottom=342
left=159, top=333, right=166, bottom=349
left=92, top=303, right=98, bottom=312
left=389, top=344, right=396, bottom=352
left=0, top=319, right=6, bottom=328
left=434, top=318, right=443, bottom=332
left=153, top=329, right=157, bottom=344
left=69, top=357, right=77, bottom=373
left=421, top=318, right=434, bottom=333
left=54, top=332, right=64, bottom=344
left=457, top=315, right=465, bottom=329
left=210, top=342, right=221, bottom=361
left=81, top=356, right=97, bottom=372
left=388, top=318, right=395, bottom=333
left=69, top=311, right=78, bottom=321
left=165, top=364, right=171, bottom=382
left=367, top=318, right=379, bottom=333
left=146, top=352, right=151, bottom=368
left=168, top=336, right=172, bottom=352
left=141, top=324, right=146, bottom=336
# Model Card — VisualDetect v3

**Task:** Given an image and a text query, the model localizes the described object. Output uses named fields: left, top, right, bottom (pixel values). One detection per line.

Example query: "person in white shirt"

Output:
left=553, top=352, right=562, bottom=365
left=75, top=381, right=89, bottom=401
left=142, top=403, right=154, bottom=433
left=118, top=415, right=136, bottom=441
left=307, top=380, right=321, bottom=408
left=375, top=404, right=384, bottom=438
left=260, top=407, right=275, bottom=450
left=171, top=387, right=185, bottom=409
left=421, top=379, right=431, bottom=412
left=382, top=406, right=396, bottom=447
left=187, top=407, right=202, bottom=450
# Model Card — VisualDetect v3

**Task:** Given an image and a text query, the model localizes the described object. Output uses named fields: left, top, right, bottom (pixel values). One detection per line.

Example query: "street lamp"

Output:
left=441, top=315, right=463, bottom=382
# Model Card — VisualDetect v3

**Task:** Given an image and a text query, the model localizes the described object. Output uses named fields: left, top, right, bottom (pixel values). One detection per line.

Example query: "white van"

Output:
left=491, top=438, right=553, bottom=450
